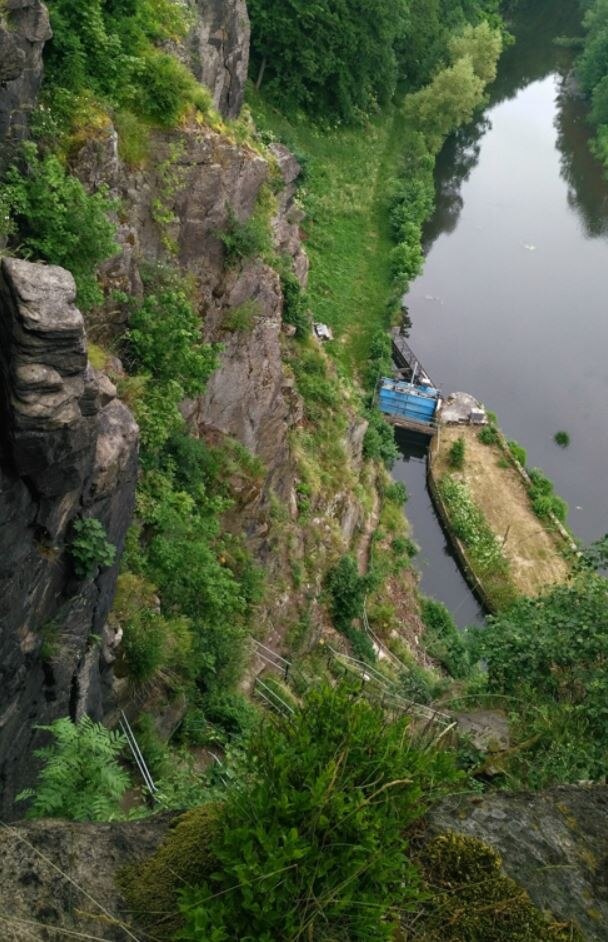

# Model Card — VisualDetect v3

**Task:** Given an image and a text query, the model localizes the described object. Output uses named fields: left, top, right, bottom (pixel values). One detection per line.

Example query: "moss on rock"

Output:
left=405, top=832, right=582, bottom=941
left=120, top=803, right=221, bottom=939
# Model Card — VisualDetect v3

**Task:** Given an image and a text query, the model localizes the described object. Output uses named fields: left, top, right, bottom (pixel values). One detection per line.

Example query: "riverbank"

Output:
left=429, top=424, right=571, bottom=610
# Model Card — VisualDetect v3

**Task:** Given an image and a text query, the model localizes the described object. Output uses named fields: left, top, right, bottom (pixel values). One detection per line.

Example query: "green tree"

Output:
left=404, top=54, right=487, bottom=153
left=248, top=0, right=409, bottom=121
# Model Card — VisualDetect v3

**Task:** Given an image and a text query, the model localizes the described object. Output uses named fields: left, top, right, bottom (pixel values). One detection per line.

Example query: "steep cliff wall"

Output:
left=187, top=0, right=250, bottom=118
left=0, top=0, right=51, bottom=171
left=0, top=258, right=138, bottom=817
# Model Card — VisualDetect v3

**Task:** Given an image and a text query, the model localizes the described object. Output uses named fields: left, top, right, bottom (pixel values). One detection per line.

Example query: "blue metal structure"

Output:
left=378, top=377, right=439, bottom=433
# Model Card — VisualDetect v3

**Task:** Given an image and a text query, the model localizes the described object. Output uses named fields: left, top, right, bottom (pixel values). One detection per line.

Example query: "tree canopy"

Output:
left=248, top=0, right=501, bottom=121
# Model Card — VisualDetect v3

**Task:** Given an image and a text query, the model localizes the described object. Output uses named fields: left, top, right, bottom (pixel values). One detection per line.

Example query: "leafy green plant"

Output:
left=327, top=554, right=367, bottom=632
left=221, top=299, right=260, bottom=332
left=448, top=435, right=466, bottom=469
left=470, top=573, right=608, bottom=786
left=344, top=626, right=377, bottom=664
left=363, top=411, right=399, bottom=466
left=478, top=425, right=498, bottom=445
left=554, top=430, right=570, bottom=447
left=507, top=439, right=527, bottom=466
left=281, top=269, right=311, bottom=338
left=17, top=716, right=129, bottom=821
left=0, top=143, right=118, bottom=308
left=437, top=476, right=510, bottom=577
left=528, top=468, right=568, bottom=523
left=70, top=517, right=116, bottom=579
left=129, top=286, right=217, bottom=394
left=220, top=201, right=273, bottom=266
left=175, top=683, right=460, bottom=941
left=421, top=598, right=470, bottom=678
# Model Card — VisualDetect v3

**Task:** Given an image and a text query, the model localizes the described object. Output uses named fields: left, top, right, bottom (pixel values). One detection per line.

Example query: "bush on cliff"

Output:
left=174, top=683, right=459, bottom=941
left=470, top=573, right=608, bottom=785
left=0, top=143, right=118, bottom=308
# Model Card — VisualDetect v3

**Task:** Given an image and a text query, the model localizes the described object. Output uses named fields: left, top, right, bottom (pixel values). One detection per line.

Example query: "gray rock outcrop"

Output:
left=0, top=258, right=139, bottom=817
left=0, top=0, right=51, bottom=170
left=430, top=785, right=608, bottom=940
left=0, top=815, right=176, bottom=941
left=188, top=0, right=250, bottom=118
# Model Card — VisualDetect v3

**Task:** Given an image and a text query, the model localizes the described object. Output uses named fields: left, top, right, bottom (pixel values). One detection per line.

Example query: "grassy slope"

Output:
left=248, top=87, right=404, bottom=373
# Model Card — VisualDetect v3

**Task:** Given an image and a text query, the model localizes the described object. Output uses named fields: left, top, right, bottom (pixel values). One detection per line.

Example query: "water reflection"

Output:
left=555, top=76, right=608, bottom=238
left=423, top=0, right=590, bottom=254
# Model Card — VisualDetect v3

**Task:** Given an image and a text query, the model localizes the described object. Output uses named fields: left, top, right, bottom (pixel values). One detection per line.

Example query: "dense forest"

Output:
left=0, top=0, right=607, bottom=938
left=578, top=0, right=608, bottom=167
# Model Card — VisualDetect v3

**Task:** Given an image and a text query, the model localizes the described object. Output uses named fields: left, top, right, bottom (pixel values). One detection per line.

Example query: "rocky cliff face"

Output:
left=0, top=258, right=138, bottom=817
left=0, top=0, right=51, bottom=171
left=187, top=0, right=250, bottom=118
left=430, top=785, right=608, bottom=940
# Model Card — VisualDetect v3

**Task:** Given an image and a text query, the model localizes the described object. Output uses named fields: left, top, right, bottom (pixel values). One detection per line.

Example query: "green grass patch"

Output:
left=248, top=87, right=407, bottom=373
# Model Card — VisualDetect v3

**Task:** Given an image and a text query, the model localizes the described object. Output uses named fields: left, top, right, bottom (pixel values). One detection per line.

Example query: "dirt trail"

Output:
left=432, top=427, right=570, bottom=597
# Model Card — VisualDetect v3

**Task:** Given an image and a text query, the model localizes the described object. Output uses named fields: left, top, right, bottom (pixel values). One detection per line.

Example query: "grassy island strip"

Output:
left=429, top=425, right=572, bottom=611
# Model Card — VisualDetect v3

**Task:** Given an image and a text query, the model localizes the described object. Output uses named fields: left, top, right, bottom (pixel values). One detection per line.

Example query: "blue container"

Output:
left=379, top=378, right=438, bottom=426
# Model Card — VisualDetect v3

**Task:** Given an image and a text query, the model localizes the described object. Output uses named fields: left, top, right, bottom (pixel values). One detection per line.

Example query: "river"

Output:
left=393, top=0, right=608, bottom=626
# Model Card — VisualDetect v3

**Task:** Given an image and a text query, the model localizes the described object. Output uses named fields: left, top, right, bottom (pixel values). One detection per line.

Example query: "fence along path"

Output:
left=251, top=638, right=454, bottom=738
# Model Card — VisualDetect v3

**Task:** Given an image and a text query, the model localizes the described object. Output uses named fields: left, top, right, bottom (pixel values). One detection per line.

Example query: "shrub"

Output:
left=17, top=716, right=129, bottom=821
left=222, top=299, right=260, bottom=332
left=327, top=555, right=367, bottom=632
left=478, top=425, right=498, bottom=445
left=120, top=609, right=166, bottom=685
left=70, top=517, right=116, bottom=579
left=1, top=143, right=118, bottom=308
left=384, top=481, right=408, bottom=504
left=392, top=536, right=418, bottom=558
left=448, top=435, right=466, bottom=469
left=554, top=430, right=570, bottom=447
left=421, top=598, right=470, bottom=678
left=129, top=287, right=218, bottom=395
left=176, top=683, right=460, bottom=941
left=220, top=203, right=272, bottom=266
left=202, top=690, right=258, bottom=739
left=528, top=468, right=568, bottom=523
left=471, top=574, right=608, bottom=786
left=281, top=270, right=311, bottom=338
left=133, top=53, right=194, bottom=126
left=528, top=468, right=553, bottom=496
left=507, top=439, right=527, bottom=466
left=345, top=626, right=377, bottom=664
left=363, top=411, right=399, bottom=466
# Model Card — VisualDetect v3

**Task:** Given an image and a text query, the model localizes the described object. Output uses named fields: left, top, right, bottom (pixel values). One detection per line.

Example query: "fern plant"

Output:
left=17, top=716, right=130, bottom=821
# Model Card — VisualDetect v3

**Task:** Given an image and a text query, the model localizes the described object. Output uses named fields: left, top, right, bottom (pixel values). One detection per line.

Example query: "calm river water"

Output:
left=393, top=0, right=608, bottom=625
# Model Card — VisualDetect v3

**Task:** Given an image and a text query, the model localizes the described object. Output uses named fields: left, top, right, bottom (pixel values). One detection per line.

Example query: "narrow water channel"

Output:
left=396, top=0, right=608, bottom=625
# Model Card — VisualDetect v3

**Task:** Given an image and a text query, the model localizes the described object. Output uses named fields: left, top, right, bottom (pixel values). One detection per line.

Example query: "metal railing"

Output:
left=119, top=710, right=157, bottom=798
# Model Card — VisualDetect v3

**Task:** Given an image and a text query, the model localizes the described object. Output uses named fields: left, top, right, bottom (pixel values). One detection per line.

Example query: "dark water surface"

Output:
left=395, top=1, right=608, bottom=624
